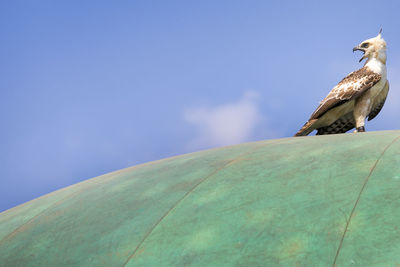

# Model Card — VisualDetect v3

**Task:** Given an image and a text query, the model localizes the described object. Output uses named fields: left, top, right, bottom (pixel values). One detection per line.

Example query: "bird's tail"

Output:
left=294, top=119, right=318, bottom=137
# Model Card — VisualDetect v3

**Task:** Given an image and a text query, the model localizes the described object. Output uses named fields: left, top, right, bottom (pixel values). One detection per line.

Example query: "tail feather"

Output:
left=294, top=119, right=318, bottom=137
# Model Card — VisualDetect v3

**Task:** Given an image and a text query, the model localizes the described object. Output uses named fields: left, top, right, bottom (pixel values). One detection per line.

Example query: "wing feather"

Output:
left=316, top=112, right=355, bottom=135
left=368, top=80, right=389, bottom=121
left=310, top=67, right=381, bottom=120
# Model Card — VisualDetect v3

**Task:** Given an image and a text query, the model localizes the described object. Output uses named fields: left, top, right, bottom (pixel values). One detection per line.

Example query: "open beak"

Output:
left=353, top=46, right=366, bottom=62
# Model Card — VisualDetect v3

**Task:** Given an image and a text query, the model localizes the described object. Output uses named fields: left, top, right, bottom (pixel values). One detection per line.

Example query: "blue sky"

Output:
left=1, top=0, right=400, bottom=212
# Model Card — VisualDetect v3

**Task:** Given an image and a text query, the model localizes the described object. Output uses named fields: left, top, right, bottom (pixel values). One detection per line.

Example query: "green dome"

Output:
left=1, top=130, right=400, bottom=266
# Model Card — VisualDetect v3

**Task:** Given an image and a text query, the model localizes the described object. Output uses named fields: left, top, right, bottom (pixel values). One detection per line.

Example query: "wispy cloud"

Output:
left=183, top=91, right=264, bottom=151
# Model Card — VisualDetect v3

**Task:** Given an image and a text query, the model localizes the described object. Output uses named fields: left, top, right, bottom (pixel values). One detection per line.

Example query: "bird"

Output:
left=295, top=30, right=389, bottom=136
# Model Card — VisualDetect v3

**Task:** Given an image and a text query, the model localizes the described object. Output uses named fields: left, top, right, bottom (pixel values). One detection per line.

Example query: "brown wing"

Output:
left=310, top=67, right=381, bottom=120
left=316, top=112, right=355, bottom=135
left=368, top=80, right=389, bottom=121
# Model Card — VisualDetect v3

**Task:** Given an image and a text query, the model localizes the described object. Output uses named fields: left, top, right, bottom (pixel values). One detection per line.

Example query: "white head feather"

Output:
left=354, top=30, right=387, bottom=64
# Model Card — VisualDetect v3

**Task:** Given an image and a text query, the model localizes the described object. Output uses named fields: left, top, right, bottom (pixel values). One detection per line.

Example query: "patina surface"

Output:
left=1, top=131, right=400, bottom=266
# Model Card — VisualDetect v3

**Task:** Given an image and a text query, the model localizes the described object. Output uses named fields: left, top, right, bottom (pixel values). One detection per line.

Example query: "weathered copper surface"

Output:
left=1, top=130, right=400, bottom=266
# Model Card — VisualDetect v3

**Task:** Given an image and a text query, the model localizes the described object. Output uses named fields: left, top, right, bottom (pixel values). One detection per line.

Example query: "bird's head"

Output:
left=353, top=29, right=387, bottom=64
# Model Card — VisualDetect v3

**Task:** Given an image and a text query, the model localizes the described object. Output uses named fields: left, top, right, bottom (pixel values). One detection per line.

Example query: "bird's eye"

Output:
left=361, top=43, right=369, bottom=48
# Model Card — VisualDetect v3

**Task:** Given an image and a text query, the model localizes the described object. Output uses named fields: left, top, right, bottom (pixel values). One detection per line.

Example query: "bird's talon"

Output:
left=356, top=126, right=365, bottom=132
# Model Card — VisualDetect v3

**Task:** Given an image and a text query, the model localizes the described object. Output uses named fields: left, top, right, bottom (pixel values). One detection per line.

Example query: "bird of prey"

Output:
left=295, top=31, right=389, bottom=136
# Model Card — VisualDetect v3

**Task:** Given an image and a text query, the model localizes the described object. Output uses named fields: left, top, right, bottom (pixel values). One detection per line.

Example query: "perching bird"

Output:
left=295, top=30, right=389, bottom=136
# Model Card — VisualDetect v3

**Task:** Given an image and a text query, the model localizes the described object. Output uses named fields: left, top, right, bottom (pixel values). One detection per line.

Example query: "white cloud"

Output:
left=184, top=91, right=263, bottom=150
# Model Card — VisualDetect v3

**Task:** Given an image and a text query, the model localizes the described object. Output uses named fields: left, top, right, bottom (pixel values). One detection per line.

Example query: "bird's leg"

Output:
left=353, top=109, right=367, bottom=133
left=353, top=91, right=372, bottom=133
